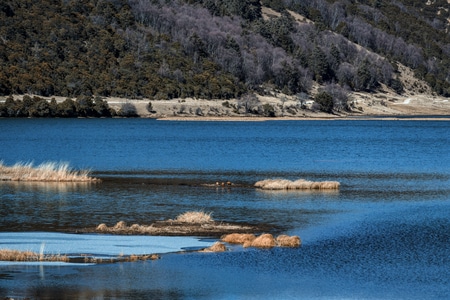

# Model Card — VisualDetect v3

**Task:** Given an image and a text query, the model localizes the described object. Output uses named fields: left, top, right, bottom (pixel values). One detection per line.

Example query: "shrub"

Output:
left=314, top=91, right=334, bottom=113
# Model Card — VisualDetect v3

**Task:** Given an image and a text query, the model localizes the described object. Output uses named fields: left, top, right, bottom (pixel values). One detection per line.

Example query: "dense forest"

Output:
left=0, top=0, right=449, bottom=110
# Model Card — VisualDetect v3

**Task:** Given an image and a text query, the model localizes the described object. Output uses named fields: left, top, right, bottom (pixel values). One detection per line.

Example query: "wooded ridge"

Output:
left=0, top=0, right=449, bottom=115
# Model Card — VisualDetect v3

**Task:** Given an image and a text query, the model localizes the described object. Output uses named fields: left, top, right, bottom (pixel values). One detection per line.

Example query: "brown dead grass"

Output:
left=221, top=233, right=256, bottom=244
left=91, top=210, right=264, bottom=236
left=276, top=235, right=302, bottom=247
left=0, top=161, right=98, bottom=182
left=248, top=233, right=277, bottom=248
left=175, top=211, right=213, bottom=223
left=221, top=233, right=301, bottom=248
left=0, top=248, right=159, bottom=263
left=200, top=242, right=227, bottom=253
left=0, top=249, right=69, bottom=262
left=255, top=179, right=340, bottom=190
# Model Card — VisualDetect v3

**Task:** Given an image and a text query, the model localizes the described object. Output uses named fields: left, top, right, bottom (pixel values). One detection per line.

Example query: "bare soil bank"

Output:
left=3, top=91, right=449, bottom=120
left=106, top=92, right=449, bottom=120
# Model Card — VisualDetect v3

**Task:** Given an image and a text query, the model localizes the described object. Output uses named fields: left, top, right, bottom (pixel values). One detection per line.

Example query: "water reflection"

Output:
left=0, top=181, right=95, bottom=193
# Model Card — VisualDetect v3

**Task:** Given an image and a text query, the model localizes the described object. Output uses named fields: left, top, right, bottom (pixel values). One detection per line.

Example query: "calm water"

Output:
left=0, top=118, right=449, bottom=299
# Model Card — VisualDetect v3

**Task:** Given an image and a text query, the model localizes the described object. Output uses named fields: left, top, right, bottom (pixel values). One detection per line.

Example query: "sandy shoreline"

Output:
left=97, top=92, right=450, bottom=121
left=2, top=92, right=449, bottom=120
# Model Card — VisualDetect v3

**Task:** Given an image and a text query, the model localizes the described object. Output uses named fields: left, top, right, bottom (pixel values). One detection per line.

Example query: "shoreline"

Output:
left=2, top=93, right=449, bottom=121
left=155, top=115, right=450, bottom=121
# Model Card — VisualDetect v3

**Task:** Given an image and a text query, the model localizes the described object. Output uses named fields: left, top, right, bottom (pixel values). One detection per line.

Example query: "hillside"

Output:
left=0, top=0, right=449, bottom=117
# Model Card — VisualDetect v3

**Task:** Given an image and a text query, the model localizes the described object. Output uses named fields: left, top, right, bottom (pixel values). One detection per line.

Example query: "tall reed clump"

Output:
left=175, top=211, right=213, bottom=223
left=0, top=161, right=98, bottom=182
left=254, top=179, right=340, bottom=190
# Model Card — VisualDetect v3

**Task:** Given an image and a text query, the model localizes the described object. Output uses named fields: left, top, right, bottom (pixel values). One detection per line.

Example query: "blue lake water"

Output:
left=0, top=118, right=449, bottom=299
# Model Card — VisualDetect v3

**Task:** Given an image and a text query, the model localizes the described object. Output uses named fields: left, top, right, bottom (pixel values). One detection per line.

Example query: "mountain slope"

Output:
left=0, top=0, right=449, bottom=111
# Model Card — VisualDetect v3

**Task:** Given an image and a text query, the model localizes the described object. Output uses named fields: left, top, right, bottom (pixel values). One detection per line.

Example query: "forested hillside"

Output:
left=1, top=0, right=449, bottom=106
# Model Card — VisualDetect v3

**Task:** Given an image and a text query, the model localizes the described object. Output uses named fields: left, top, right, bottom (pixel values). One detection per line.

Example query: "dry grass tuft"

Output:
left=276, top=235, right=301, bottom=247
left=113, top=221, right=127, bottom=229
left=249, top=233, right=277, bottom=248
left=201, top=242, right=227, bottom=252
left=0, top=249, right=69, bottom=262
left=175, top=211, right=213, bottom=223
left=221, top=233, right=301, bottom=249
left=0, top=161, right=98, bottom=182
left=255, top=178, right=340, bottom=190
left=96, top=223, right=108, bottom=231
left=221, top=233, right=256, bottom=244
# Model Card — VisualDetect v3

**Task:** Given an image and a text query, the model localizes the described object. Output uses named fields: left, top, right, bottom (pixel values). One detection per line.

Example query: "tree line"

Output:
left=0, top=0, right=449, bottom=112
left=0, top=95, right=139, bottom=118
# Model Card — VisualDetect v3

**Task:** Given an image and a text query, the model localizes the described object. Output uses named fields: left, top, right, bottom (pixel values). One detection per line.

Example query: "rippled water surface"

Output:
left=0, top=119, right=449, bottom=299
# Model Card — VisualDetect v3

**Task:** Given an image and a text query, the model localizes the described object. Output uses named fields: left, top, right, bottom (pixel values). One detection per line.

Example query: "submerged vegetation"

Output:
left=0, top=161, right=98, bottom=182
left=254, top=179, right=340, bottom=190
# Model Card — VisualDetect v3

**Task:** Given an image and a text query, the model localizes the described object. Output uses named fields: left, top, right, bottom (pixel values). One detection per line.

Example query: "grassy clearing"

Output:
left=221, top=233, right=301, bottom=248
left=254, top=179, right=340, bottom=190
left=0, top=161, right=98, bottom=182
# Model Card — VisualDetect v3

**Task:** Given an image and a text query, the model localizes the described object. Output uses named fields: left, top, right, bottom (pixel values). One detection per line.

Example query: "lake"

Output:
left=0, top=118, right=449, bottom=299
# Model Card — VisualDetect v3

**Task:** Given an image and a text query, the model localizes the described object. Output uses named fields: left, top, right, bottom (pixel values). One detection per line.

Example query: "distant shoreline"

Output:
left=2, top=93, right=449, bottom=120
left=155, top=115, right=450, bottom=121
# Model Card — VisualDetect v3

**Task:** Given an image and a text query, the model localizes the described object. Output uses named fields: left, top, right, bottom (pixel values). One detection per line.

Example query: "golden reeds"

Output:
left=175, top=211, right=213, bottom=223
left=221, top=233, right=301, bottom=248
left=0, top=161, right=98, bottom=182
left=221, top=233, right=256, bottom=244
left=276, top=234, right=301, bottom=247
left=200, top=242, right=227, bottom=253
left=0, top=249, right=69, bottom=262
left=0, top=248, right=160, bottom=263
left=254, top=178, right=340, bottom=190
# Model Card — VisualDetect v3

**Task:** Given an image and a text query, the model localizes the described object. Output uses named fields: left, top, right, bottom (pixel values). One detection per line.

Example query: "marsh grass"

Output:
left=254, top=179, right=340, bottom=190
left=221, top=233, right=256, bottom=244
left=221, top=233, right=301, bottom=248
left=247, top=233, right=276, bottom=248
left=0, top=249, right=69, bottom=262
left=94, top=211, right=259, bottom=236
left=0, top=248, right=159, bottom=264
left=0, top=161, right=98, bottom=182
left=200, top=242, right=227, bottom=252
left=174, top=211, right=213, bottom=223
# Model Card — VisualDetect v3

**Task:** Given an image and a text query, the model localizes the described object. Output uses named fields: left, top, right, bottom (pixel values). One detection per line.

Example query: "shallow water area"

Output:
left=0, top=232, right=211, bottom=259
left=0, top=118, right=449, bottom=299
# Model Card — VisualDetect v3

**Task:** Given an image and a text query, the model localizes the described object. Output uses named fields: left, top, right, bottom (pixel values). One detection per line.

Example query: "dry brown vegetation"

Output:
left=0, top=249, right=69, bottom=262
left=246, top=233, right=277, bottom=248
left=0, top=248, right=159, bottom=264
left=276, top=235, right=302, bottom=247
left=0, top=161, right=98, bottom=182
left=221, top=233, right=301, bottom=248
left=93, top=210, right=264, bottom=236
left=174, top=211, right=213, bottom=223
left=254, top=179, right=340, bottom=190
left=200, top=242, right=227, bottom=253
left=221, top=233, right=256, bottom=244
